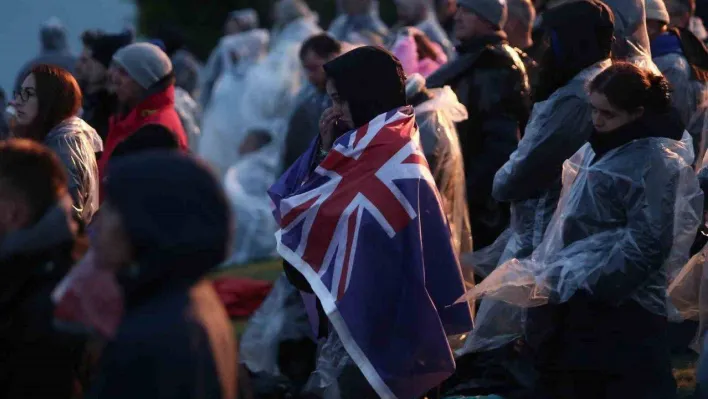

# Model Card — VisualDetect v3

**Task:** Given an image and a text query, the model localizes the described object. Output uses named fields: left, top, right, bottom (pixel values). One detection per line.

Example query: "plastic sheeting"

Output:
left=655, top=52, right=708, bottom=166
left=463, top=132, right=702, bottom=351
left=240, top=275, right=316, bottom=394
left=411, top=82, right=472, bottom=257
left=44, top=116, right=102, bottom=225
left=224, top=131, right=281, bottom=265
left=174, top=86, right=201, bottom=150
left=198, top=29, right=270, bottom=177
left=603, top=0, right=659, bottom=73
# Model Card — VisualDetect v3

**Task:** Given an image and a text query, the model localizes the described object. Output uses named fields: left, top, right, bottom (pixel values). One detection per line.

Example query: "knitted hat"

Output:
left=90, top=31, right=134, bottom=68
left=112, top=43, right=173, bottom=89
left=457, top=0, right=508, bottom=29
left=645, top=0, right=670, bottom=24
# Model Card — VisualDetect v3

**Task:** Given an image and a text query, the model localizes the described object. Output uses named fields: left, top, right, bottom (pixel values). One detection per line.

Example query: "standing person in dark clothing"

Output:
left=427, top=0, right=531, bottom=250
left=282, top=34, right=341, bottom=170
left=0, top=139, right=87, bottom=399
left=76, top=31, right=133, bottom=139
left=87, top=151, right=236, bottom=399
left=436, top=0, right=457, bottom=40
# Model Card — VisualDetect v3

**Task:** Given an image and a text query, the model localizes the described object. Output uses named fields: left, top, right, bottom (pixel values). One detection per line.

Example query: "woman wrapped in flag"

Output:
left=268, top=46, right=474, bottom=399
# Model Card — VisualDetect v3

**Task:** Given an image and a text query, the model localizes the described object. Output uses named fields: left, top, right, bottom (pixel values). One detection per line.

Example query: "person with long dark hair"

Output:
left=10, top=64, right=102, bottom=224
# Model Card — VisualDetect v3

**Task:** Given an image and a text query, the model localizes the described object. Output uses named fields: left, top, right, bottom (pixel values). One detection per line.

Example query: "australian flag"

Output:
left=268, top=106, right=473, bottom=399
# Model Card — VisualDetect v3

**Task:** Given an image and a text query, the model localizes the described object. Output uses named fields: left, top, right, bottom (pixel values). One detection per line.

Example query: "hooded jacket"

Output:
left=0, top=199, right=86, bottom=399
left=427, top=32, right=531, bottom=249
left=88, top=152, right=236, bottom=399
left=44, top=117, right=103, bottom=225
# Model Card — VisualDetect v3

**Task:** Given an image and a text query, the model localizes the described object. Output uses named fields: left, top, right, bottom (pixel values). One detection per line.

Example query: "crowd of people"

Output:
left=6, top=0, right=708, bottom=397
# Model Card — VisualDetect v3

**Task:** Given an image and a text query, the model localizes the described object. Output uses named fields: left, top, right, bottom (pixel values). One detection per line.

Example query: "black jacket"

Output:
left=88, top=152, right=236, bottom=399
left=0, top=203, right=86, bottom=399
left=427, top=33, right=531, bottom=249
left=82, top=89, right=118, bottom=141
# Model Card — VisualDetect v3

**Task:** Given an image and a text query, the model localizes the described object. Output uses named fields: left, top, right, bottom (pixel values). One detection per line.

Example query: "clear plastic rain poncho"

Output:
left=197, top=29, right=270, bottom=177
left=603, top=0, right=660, bottom=73
left=174, top=86, right=201, bottom=150
left=44, top=116, right=103, bottom=225
left=462, top=131, right=703, bottom=352
left=240, top=274, right=314, bottom=393
left=232, top=0, right=321, bottom=162
left=223, top=126, right=282, bottom=265
left=406, top=75, right=472, bottom=257
left=328, top=0, right=388, bottom=46
left=654, top=52, right=708, bottom=166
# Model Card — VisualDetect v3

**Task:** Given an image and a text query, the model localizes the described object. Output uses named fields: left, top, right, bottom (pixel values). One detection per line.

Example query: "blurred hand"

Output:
left=319, top=107, right=343, bottom=151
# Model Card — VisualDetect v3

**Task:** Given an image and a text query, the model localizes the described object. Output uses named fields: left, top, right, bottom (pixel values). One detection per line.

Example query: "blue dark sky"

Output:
left=0, top=0, right=136, bottom=93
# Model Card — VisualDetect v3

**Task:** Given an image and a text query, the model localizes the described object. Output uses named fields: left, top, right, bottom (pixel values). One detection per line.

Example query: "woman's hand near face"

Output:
left=319, top=107, right=343, bottom=151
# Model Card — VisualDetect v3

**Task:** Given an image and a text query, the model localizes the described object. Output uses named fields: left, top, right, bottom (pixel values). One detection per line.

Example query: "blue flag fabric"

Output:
left=268, top=106, right=473, bottom=398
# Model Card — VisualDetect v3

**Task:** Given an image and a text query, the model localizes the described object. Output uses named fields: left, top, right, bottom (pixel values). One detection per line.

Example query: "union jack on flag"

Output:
left=269, top=106, right=473, bottom=399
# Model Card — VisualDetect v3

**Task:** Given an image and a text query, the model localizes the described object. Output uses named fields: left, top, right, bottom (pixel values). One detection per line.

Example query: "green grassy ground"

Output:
left=219, top=259, right=701, bottom=396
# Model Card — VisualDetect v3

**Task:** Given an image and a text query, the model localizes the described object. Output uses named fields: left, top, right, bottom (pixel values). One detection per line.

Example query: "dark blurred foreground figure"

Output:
left=14, top=17, right=78, bottom=93
left=427, top=0, right=531, bottom=250
left=0, top=139, right=87, bottom=399
left=87, top=151, right=237, bottom=399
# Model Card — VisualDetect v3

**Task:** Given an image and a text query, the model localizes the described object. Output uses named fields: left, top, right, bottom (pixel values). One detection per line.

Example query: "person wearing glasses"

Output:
left=10, top=64, right=102, bottom=225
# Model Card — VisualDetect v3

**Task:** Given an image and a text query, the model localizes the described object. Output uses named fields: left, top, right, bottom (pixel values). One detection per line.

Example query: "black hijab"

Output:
left=534, top=0, right=615, bottom=101
left=323, top=46, right=407, bottom=128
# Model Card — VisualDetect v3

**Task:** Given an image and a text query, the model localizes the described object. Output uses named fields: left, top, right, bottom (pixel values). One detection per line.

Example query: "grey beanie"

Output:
left=112, top=43, right=173, bottom=89
left=457, top=0, right=508, bottom=29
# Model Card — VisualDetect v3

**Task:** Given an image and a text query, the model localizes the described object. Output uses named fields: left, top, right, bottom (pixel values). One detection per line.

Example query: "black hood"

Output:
left=534, top=0, right=614, bottom=101
left=104, top=151, right=231, bottom=303
left=324, top=46, right=407, bottom=128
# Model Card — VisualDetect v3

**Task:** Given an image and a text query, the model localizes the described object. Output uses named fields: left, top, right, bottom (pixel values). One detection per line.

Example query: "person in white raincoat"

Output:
left=224, top=128, right=281, bottom=265
left=197, top=29, right=270, bottom=177
left=467, top=62, right=702, bottom=399
left=329, top=0, right=389, bottom=46
left=233, top=0, right=322, bottom=163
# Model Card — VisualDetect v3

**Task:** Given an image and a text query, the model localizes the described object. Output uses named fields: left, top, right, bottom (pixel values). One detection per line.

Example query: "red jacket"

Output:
left=98, top=85, right=188, bottom=183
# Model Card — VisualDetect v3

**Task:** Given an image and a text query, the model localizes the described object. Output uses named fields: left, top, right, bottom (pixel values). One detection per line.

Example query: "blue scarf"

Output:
left=651, top=33, right=683, bottom=58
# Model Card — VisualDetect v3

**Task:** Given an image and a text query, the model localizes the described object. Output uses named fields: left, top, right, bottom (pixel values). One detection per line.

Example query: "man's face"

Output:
left=454, top=5, right=484, bottom=41
left=76, top=48, right=107, bottom=89
left=301, top=50, right=331, bottom=91
left=646, top=19, right=667, bottom=41
left=108, top=65, right=143, bottom=104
